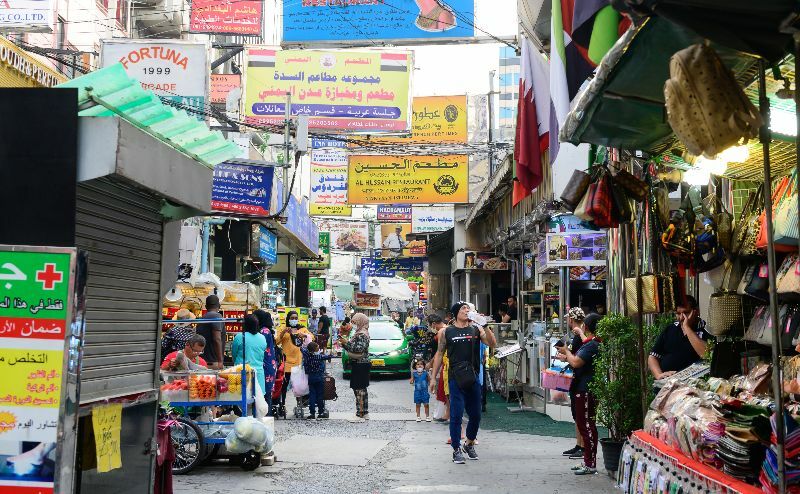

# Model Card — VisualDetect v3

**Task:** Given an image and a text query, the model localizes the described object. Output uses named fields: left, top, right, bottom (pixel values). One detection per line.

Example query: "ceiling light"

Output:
left=696, top=156, right=727, bottom=176
left=684, top=168, right=711, bottom=186
left=718, top=145, right=750, bottom=163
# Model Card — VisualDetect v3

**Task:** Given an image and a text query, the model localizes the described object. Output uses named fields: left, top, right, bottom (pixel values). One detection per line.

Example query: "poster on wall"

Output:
left=101, top=40, right=209, bottom=116
left=244, top=48, right=412, bottom=132
left=456, top=251, right=509, bottom=270
left=190, top=0, right=263, bottom=36
left=545, top=232, right=607, bottom=267
left=310, top=143, right=351, bottom=216
left=316, top=220, right=369, bottom=252
left=378, top=223, right=425, bottom=258
left=374, top=96, right=468, bottom=144
left=0, top=246, right=83, bottom=492
left=411, top=205, right=455, bottom=233
left=211, top=162, right=274, bottom=215
left=0, top=0, right=54, bottom=32
left=282, top=0, right=475, bottom=45
left=353, top=292, right=381, bottom=310
left=377, top=205, right=412, bottom=222
left=348, top=155, right=468, bottom=204
left=309, top=277, right=326, bottom=292
left=210, top=74, right=241, bottom=104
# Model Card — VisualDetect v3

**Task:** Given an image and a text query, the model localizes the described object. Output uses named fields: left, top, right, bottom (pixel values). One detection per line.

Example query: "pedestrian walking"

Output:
left=557, top=313, right=601, bottom=475
left=308, top=308, right=319, bottom=335
left=254, top=309, right=278, bottom=412
left=301, top=341, right=333, bottom=420
left=317, top=306, right=332, bottom=354
left=430, top=302, right=496, bottom=464
left=410, top=358, right=431, bottom=422
left=276, top=311, right=312, bottom=411
left=340, top=313, right=371, bottom=422
left=231, top=314, right=268, bottom=397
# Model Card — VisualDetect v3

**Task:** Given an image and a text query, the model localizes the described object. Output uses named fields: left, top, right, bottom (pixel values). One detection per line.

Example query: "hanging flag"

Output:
left=571, top=1, right=631, bottom=65
left=513, top=37, right=550, bottom=205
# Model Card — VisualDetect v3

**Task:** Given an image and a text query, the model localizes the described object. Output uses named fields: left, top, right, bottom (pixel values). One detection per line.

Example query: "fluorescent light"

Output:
left=771, top=107, right=797, bottom=136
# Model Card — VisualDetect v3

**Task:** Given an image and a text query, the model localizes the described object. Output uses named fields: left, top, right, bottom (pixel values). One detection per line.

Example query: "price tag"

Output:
left=759, top=264, right=769, bottom=278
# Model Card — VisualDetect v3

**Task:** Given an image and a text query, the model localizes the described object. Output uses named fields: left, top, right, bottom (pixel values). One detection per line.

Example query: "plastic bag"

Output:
left=290, top=365, right=309, bottom=396
left=254, top=380, right=269, bottom=418
left=225, top=431, right=251, bottom=454
left=432, top=399, right=447, bottom=420
left=234, top=417, right=267, bottom=446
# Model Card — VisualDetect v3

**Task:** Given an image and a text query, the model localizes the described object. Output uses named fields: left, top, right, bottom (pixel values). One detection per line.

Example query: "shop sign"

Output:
left=0, top=0, right=53, bottom=32
left=457, top=251, right=509, bottom=270
left=353, top=292, right=380, bottom=310
left=360, top=257, right=425, bottom=277
left=310, top=143, right=351, bottom=216
left=297, top=232, right=330, bottom=270
left=283, top=195, right=319, bottom=254
left=377, top=205, right=412, bottom=222
left=372, top=96, right=468, bottom=144
left=190, top=0, right=262, bottom=36
left=348, top=155, right=469, bottom=204
left=316, top=219, right=369, bottom=252
left=0, top=246, right=83, bottom=493
left=244, top=48, right=412, bottom=132
left=309, top=277, right=326, bottom=292
left=411, top=205, right=455, bottom=233
left=282, top=0, right=475, bottom=45
left=0, top=38, right=62, bottom=86
left=211, top=162, right=274, bottom=215
left=101, top=40, right=209, bottom=116
left=210, top=73, right=241, bottom=103
left=378, top=223, right=425, bottom=258
left=258, top=225, right=278, bottom=265
left=545, top=232, right=607, bottom=267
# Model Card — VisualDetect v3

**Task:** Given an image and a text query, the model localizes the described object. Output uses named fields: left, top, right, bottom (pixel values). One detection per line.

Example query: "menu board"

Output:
left=545, top=232, right=607, bottom=267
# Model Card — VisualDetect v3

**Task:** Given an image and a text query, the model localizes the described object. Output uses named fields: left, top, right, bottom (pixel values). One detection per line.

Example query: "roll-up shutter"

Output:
left=76, top=178, right=164, bottom=403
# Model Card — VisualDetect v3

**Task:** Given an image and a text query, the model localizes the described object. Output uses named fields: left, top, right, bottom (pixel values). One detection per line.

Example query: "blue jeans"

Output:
left=448, top=378, right=482, bottom=451
left=308, top=377, right=325, bottom=415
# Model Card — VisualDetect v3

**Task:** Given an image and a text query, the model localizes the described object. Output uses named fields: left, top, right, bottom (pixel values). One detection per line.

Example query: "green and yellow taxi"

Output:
left=342, top=316, right=411, bottom=376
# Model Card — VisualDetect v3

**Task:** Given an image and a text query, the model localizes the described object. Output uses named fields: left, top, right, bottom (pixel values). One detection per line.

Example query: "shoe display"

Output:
left=452, top=449, right=466, bottom=464
left=563, top=445, right=581, bottom=456
left=462, top=443, right=479, bottom=460
left=573, top=466, right=597, bottom=475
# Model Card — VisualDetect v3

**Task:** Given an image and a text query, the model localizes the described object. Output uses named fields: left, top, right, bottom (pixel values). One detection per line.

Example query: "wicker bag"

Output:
left=625, top=275, right=660, bottom=315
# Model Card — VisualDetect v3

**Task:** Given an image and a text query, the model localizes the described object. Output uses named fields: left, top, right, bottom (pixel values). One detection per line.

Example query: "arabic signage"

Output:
left=258, top=226, right=278, bottom=265
left=378, top=223, right=425, bottom=258
left=190, top=0, right=262, bottom=36
left=0, top=246, right=78, bottom=494
left=282, top=0, right=475, bottom=45
left=101, top=40, right=209, bottom=117
left=373, top=96, right=468, bottom=144
left=348, top=155, right=469, bottom=205
left=545, top=232, right=607, bottom=267
left=316, top=219, right=369, bottom=253
left=297, top=232, right=331, bottom=270
left=211, top=162, right=274, bottom=215
left=353, top=292, right=381, bottom=310
left=283, top=195, right=320, bottom=255
left=210, top=73, right=241, bottom=104
left=377, top=205, right=412, bottom=222
left=457, top=251, right=509, bottom=270
left=244, top=48, right=412, bottom=132
left=360, top=257, right=426, bottom=278
left=412, top=206, right=455, bottom=233
left=0, top=0, right=54, bottom=32
left=309, top=277, right=326, bottom=292
left=310, top=140, right=351, bottom=216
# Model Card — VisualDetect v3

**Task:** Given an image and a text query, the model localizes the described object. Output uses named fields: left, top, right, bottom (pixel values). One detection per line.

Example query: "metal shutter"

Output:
left=76, top=178, right=164, bottom=403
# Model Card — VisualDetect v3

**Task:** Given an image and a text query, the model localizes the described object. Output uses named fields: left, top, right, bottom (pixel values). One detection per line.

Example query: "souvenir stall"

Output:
left=556, top=1, right=800, bottom=491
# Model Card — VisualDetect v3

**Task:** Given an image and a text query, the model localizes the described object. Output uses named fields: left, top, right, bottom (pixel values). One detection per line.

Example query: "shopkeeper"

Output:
left=648, top=296, right=710, bottom=380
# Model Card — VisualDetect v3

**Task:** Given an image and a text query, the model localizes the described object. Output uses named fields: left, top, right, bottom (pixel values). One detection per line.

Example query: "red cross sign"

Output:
left=36, top=263, right=64, bottom=290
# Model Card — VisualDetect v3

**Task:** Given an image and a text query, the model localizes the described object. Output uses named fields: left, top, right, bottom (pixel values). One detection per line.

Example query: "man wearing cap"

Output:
left=383, top=226, right=408, bottom=258
left=430, top=302, right=496, bottom=464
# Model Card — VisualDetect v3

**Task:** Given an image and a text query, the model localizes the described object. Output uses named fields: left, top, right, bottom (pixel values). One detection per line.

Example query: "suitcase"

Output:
left=324, top=374, right=337, bottom=401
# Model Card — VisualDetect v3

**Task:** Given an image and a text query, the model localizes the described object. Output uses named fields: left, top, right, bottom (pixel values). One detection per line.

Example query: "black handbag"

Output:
left=710, top=340, right=747, bottom=378
left=610, top=175, right=634, bottom=223
left=744, top=264, right=769, bottom=302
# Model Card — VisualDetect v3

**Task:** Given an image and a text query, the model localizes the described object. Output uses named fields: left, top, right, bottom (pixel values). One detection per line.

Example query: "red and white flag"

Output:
left=513, top=37, right=550, bottom=205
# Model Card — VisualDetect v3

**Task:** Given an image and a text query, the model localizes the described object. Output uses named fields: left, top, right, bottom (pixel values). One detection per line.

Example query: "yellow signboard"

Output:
left=374, top=95, right=468, bottom=144
left=348, top=155, right=469, bottom=205
left=244, top=48, right=412, bottom=132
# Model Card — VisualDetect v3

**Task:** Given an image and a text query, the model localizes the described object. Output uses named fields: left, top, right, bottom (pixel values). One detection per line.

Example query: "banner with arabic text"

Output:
left=412, top=206, right=455, bottom=233
left=371, top=96, right=468, bottom=144
left=360, top=257, right=426, bottom=277
left=348, top=155, right=468, bottom=204
left=190, top=0, right=263, bottom=36
left=310, top=145, right=351, bottom=216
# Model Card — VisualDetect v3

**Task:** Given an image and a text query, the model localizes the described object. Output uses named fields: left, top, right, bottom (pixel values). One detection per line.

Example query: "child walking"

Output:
left=410, top=359, right=431, bottom=422
left=302, top=341, right=333, bottom=420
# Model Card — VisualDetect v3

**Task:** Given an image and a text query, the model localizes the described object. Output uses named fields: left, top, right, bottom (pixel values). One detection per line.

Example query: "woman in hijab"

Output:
left=231, top=314, right=268, bottom=396
left=254, top=309, right=278, bottom=412
left=339, top=312, right=371, bottom=422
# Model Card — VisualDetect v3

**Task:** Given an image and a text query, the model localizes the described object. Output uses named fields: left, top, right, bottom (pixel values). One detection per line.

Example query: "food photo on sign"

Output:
left=316, top=220, right=369, bottom=252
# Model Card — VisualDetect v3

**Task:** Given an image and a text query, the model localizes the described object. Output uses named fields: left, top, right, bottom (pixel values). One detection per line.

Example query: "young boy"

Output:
left=301, top=341, right=333, bottom=420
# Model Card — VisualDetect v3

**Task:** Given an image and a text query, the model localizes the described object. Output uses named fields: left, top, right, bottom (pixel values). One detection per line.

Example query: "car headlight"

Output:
left=389, top=349, right=405, bottom=357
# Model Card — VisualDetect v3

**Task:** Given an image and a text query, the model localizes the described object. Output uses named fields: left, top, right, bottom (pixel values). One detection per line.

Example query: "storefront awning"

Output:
left=464, top=154, right=513, bottom=228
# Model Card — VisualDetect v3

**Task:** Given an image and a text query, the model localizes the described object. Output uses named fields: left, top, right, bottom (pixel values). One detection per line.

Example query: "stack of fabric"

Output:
left=761, top=411, right=800, bottom=493
left=714, top=400, right=770, bottom=483
left=698, top=421, right=726, bottom=467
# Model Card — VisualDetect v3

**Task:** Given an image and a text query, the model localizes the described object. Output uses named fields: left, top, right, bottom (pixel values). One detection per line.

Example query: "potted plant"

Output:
left=590, top=313, right=665, bottom=473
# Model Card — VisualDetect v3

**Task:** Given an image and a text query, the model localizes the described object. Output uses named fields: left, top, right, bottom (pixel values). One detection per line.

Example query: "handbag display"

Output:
left=778, top=254, right=800, bottom=299
left=625, top=275, right=660, bottom=315
left=586, top=173, right=617, bottom=228
left=732, top=186, right=764, bottom=259
left=703, top=194, right=734, bottom=252
left=658, top=274, right=678, bottom=313
left=610, top=175, right=634, bottom=223
left=706, top=292, right=744, bottom=336
left=755, top=175, right=796, bottom=253
left=737, top=264, right=757, bottom=296
left=560, top=169, right=591, bottom=211
left=574, top=186, right=593, bottom=221
left=744, top=306, right=769, bottom=346
left=744, top=264, right=769, bottom=302
left=612, top=168, right=648, bottom=202
left=664, top=43, right=761, bottom=158
left=720, top=259, right=745, bottom=292
left=774, top=171, right=799, bottom=246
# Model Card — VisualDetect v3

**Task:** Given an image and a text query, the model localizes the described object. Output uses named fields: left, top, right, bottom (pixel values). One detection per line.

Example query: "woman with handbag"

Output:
left=276, top=311, right=312, bottom=413
left=340, top=313, right=372, bottom=422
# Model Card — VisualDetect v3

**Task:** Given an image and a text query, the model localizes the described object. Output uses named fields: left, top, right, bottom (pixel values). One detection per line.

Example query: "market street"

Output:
left=173, top=360, right=617, bottom=494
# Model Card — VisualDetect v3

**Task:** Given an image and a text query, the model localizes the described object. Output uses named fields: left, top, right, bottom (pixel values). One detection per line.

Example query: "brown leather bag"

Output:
left=613, top=169, right=648, bottom=202
left=560, top=169, right=591, bottom=211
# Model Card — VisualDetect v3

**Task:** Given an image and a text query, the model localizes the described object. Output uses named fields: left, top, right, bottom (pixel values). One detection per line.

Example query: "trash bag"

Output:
left=233, top=417, right=267, bottom=446
left=290, top=365, right=309, bottom=396
left=432, top=399, right=447, bottom=420
left=225, top=431, right=251, bottom=454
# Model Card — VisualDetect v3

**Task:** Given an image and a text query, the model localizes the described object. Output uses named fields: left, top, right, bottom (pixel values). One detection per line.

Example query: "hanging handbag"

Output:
left=744, top=264, right=770, bottom=302
left=610, top=175, right=634, bottom=223
left=613, top=168, right=649, bottom=202
left=720, top=259, right=745, bottom=292
left=658, top=274, right=678, bottom=313
left=789, top=307, right=800, bottom=347
left=664, top=43, right=762, bottom=158
left=755, top=176, right=796, bottom=253
left=710, top=340, right=747, bottom=379
left=560, top=169, right=592, bottom=211
left=624, top=275, right=660, bottom=315
left=707, top=291, right=744, bottom=336
left=734, top=186, right=765, bottom=259
left=703, top=194, right=734, bottom=252
left=737, top=264, right=757, bottom=296
left=774, top=170, right=799, bottom=246
left=777, top=254, right=800, bottom=300
left=587, top=172, right=617, bottom=228
left=744, top=306, right=768, bottom=343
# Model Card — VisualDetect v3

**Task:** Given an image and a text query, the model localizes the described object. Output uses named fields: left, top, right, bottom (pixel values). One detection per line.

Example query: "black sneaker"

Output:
left=562, top=445, right=580, bottom=456
left=568, top=448, right=585, bottom=459
left=452, top=449, right=466, bottom=464
left=305, top=414, right=316, bottom=420
left=318, top=410, right=329, bottom=419
left=462, top=443, right=479, bottom=460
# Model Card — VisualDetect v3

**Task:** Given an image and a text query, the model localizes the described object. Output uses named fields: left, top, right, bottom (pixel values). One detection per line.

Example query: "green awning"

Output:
left=57, top=64, right=239, bottom=168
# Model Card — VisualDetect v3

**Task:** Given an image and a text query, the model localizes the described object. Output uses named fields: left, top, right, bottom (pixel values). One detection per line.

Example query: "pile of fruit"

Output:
left=189, top=374, right=217, bottom=400
left=219, top=365, right=252, bottom=395
left=161, top=379, right=188, bottom=392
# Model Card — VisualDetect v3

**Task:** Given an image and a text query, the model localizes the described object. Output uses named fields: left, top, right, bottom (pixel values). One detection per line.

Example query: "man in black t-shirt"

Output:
left=317, top=306, right=332, bottom=354
left=506, top=296, right=518, bottom=321
left=649, top=296, right=711, bottom=379
left=196, top=294, right=226, bottom=369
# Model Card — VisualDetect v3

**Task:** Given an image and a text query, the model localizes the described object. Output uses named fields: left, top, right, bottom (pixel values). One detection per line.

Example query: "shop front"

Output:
left=0, top=36, right=64, bottom=88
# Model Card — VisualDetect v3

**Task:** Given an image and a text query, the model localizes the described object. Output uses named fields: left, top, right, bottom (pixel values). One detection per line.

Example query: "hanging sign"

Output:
left=360, top=257, right=425, bottom=277
left=377, top=205, right=412, bottom=222
left=0, top=0, right=54, bottom=32
left=310, top=143, right=351, bottom=216
left=308, top=277, right=326, bottom=292
left=457, top=251, right=509, bottom=270
left=316, top=219, right=369, bottom=252
left=211, top=162, right=274, bottom=215
left=372, top=96, right=468, bottom=144
left=545, top=232, right=607, bottom=267
left=258, top=226, right=278, bottom=265
left=353, top=292, right=380, bottom=310
left=378, top=223, right=426, bottom=258
left=411, top=205, right=455, bottom=233
left=297, top=232, right=331, bottom=270
left=190, top=0, right=263, bottom=36
left=244, top=48, right=412, bottom=132
left=348, top=155, right=469, bottom=204
left=210, top=73, right=241, bottom=104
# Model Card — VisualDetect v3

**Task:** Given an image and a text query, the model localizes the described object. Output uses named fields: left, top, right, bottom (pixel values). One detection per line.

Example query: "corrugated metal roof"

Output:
left=57, top=63, right=240, bottom=168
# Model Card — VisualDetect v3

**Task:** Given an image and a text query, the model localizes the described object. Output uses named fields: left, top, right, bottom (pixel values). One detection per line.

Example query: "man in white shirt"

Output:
left=383, top=226, right=407, bottom=258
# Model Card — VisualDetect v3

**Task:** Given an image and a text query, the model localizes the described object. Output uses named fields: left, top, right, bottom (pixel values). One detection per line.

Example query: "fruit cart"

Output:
left=161, top=365, right=262, bottom=474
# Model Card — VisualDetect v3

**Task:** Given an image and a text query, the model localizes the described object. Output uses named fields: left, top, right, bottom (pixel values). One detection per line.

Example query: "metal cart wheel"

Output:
left=240, top=450, right=261, bottom=471
left=169, top=416, right=207, bottom=474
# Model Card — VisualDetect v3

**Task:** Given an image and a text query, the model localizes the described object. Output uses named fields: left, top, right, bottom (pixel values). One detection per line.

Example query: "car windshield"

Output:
left=367, top=323, right=403, bottom=340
